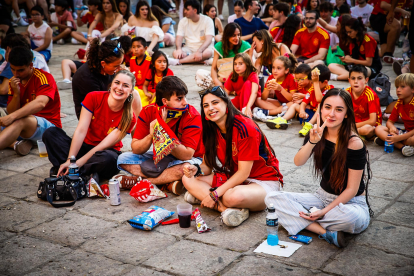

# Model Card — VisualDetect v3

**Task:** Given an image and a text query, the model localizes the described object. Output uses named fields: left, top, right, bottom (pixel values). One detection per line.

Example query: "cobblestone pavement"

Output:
left=0, top=23, right=413, bottom=275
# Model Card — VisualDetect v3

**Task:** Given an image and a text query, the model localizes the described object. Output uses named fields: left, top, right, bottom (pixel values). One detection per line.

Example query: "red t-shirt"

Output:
left=224, top=72, right=261, bottom=97
left=133, top=104, right=204, bottom=158
left=349, top=34, right=377, bottom=60
left=302, top=84, right=334, bottom=111
left=145, top=68, right=174, bottom=93
left=265, top=74, right=298, bottom=103
left=81, top=11, right=104, bottom=31
left=389, top=96, right=414, bottom=131
left=216, top=114, right=283, bottom=182
left=8, top=68, right=61, bottom=128
left=130, top=54, right=151, bottom=89
left=81, top=91, right=136, bottom=151
left=346, top=86, right=382, bottom=126
left=292, top=27, right=330, bottom=58
left=270, top=26, right=285, bottom=43
left=372, top=0, right=409, bottom=17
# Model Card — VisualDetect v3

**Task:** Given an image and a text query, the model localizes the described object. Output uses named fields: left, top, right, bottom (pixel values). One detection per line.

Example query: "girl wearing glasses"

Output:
left=182, top=86, right=283, bottom=227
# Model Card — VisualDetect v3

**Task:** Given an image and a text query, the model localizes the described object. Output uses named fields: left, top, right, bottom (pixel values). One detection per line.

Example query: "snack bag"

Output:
left=87, top=178, right=109, bottom=198
left=129, top=179, right=167, bottom=202
left=128, top=206, right=174, bottom=230
left=193, top=208, right=211, bottom=233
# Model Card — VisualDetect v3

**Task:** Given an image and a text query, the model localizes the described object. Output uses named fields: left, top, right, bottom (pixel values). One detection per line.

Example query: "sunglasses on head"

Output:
left=113, top=42, right=122, bottom=54
left=199, top=86, right=226, bottom=98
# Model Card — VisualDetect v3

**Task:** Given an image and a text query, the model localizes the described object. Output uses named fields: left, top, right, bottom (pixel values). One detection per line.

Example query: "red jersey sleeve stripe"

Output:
left=234, top=119, right=248, bottom=139
left=34, top=70, right=48, bottom=85
left=182, top=125, right=201, bottom=130
left=81, top=103, right=93, bottom=113
left=138, top=116, right=146, bottom=123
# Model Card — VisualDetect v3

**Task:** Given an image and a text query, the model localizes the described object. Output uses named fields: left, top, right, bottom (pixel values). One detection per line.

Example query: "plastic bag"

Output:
left=129, top=179, right=167, bottom=202
left=128, top=206, right=174, bottom=230
left=326, top=46, right=346, bottom=66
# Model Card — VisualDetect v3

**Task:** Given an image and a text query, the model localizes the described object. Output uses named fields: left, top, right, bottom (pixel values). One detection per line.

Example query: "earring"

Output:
left=226, top=108, right=228, bottom=114
left=127, top=93, right=133, bottom=102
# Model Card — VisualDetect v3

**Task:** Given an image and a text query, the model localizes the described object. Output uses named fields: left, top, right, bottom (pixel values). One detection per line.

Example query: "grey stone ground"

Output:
left=1, top=17, right=414, bottom=275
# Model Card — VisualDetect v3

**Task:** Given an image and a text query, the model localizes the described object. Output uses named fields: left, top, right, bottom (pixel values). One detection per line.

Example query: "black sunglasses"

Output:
left=199, top=86, right=226, bottom=98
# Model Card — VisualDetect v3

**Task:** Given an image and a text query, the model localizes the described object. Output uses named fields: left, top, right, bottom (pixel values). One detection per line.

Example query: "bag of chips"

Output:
left=128, top=206, right=174, bottom=230
left=129, top=179, right=167, bottom=202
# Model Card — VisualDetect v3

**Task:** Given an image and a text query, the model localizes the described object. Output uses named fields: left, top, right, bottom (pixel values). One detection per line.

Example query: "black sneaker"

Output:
left=393, top=60, right=402, bottom=76
left=374, top=137, right=385, bottom=147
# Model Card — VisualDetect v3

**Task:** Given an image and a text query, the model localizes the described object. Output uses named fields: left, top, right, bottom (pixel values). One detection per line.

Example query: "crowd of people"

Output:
left=0, top=0, right=414, bottom=249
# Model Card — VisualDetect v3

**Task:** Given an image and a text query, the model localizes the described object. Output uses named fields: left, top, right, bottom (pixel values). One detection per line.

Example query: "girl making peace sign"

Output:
left=266, top=88, right=373, bottom=248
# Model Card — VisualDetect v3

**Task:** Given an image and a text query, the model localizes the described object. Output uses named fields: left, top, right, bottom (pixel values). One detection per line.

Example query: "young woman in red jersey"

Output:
left=182, top=86, right=283, bottom=227
left=43, top=70, right=137, bottom=181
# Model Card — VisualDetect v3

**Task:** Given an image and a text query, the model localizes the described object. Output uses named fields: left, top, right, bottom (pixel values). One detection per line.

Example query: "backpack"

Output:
left=368, top=73, right=393, bottom=106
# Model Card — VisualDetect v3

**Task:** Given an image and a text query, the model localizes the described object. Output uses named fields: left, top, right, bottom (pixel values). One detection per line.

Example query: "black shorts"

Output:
left=71, top=60, right=85, bottom=77
left=369, top=13, right=387, bottom=45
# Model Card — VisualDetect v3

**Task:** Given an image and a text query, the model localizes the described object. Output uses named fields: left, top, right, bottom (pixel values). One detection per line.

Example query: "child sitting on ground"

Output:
left=130, top=37, right=151, bottom=94
left=266, top=64, right=333, bottom=137
left=71, top=0, right=103, bottom=44
left=142, top=51, right=173, bottom=107
left=345, top=65, right=381, bottom=139
left=24, top=6, right=53, bottom=62
left=49, top=0, right=77, bottom=45
left=253, top=53, right=298, bottom=119
left=375, top=73, right=414, bottom=157
left=224, top=52, right=261, bottom=118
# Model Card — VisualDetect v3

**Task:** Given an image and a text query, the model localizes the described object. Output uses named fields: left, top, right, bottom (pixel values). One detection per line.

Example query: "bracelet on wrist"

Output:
left=194, top=164, right=204, bottom=177
left=308, top=140, right=318, bottom=145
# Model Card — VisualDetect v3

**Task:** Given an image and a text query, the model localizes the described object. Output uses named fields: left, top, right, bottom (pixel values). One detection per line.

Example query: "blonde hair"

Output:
left=395, top=73, right=414, bottom=89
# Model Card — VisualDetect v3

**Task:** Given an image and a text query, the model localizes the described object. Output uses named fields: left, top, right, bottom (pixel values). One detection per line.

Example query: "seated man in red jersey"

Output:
left=0, top=47, right=61, bottom=156
left=116, top=76, right=203, bottom=195
left=346, top=66, right=381, bottom=139
left=291, top=10, right=330, bottom=68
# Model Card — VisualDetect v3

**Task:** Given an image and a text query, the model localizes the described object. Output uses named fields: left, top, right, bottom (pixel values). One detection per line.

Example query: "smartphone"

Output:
left=289, top=235, right=313, bottom=244
left=335, top=54, right=344, bottom=58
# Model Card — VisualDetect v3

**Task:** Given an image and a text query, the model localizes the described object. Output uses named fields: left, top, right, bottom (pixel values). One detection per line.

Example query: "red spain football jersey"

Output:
left=265, top=73, right=298, bottom=103
left=145, top=68, right=174, bottom=93
left=224, top=72, right=261, bottom=97
left=81, top=91, right=136, bottom=151
left=302, top=84, right=334, bottom=111
left=269, top=26, right=285, bottom=43
left=346, top=86, right=382, bottom=126
left=130, top=54, right=151, bottom=89
left=133, top=103, right=204, bottom=158
left=8, top=68, right=61, bottom=128
left=292, top=26, right=330, bottom=58
left=389, top=96, right=414, bottom=131
left=215, top=115, right=283, bottom=182
left=349, top=34, right=377, bottom=60
left=81, top=12, right=104, bottom=31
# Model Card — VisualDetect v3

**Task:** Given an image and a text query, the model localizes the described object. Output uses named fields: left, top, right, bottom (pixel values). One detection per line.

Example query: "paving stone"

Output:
left=0, top=154, right=50, bottom=173
left=0, top=200, right=66, bottom=232
left=271, top=146, right=302, bottom=163
left=81, top=225, right=176, bottom=265
left=355, top=221, right=414, bottom=257
left=369, top=196, right=392, bottom=216
left=0, top=173, right=44, bottom=199
left=0, top=231, right=16, bottom=242
left=368, top=178, right=411, bottom=199
left=0, top=148, right=18, bottom=158
left=0, top=168, right=18, bottom=178
left=323, top=244, right=414, bottom=275
left=278, top=161, right=299, bottom=177
left=378, top=148, right=414, bottom=164
left=26, top=212, right=118, bottom=246
left=223, top=256, right=328, bottom=276
left=143, top=240, right=240, bottom=275
left=370, top=161, right=414, bottom=182
left=0, top=235, right=71, bottom=276
left=25, top=165, right=52, bottom=178
left=398, top=185, right=414, bottom=204
left=25, top=249, right=133, bottom=276
left=124, top=267, right=172, bottom=276
left=0, top=194, right=16, bottom=207
left=376, top=201, right=414, bottom=228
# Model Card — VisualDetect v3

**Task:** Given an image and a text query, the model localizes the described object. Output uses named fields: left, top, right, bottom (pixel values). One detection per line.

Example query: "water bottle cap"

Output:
left=267, top=203, right=275, bottom=212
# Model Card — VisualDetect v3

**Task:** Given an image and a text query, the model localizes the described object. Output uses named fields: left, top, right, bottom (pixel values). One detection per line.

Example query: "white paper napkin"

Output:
left=254, top=240, right=302, bottom=257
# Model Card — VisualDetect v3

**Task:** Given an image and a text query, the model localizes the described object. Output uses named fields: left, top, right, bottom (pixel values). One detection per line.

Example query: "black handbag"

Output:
left=37, top=175, right=87, bottom=208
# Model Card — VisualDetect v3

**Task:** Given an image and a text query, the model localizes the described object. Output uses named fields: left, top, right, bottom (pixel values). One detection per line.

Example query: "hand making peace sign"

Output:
left=309, top=113, right=327, bottom=144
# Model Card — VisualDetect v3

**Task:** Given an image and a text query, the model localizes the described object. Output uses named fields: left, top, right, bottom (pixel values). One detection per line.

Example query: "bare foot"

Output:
left=60, top=112, right=67, bottom=118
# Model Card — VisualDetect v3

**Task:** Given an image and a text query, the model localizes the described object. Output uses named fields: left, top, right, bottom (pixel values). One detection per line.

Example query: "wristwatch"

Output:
left=194, top=164, right=204, bottom=177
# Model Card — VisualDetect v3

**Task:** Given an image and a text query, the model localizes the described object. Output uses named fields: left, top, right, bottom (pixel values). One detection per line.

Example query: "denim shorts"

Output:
left=299, top=109, right=315, bottom=124
left=0, top=115, right=55, bottom=142
left=117, top=151, right=202, bottom=171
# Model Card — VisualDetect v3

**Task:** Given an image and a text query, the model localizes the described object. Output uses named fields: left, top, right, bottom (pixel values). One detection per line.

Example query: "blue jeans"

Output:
left=1, top=115, right=55, bottom=142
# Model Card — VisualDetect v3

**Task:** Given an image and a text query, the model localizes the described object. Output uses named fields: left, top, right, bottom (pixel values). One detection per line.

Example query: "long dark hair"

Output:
left=312, top=88, right=373, bottom=216
left=261, top=3, right=274, bottom=18
left=338, top=14, right=352, bottom=55
left=200, top=88, right=277, bottom=175
left=134, top=0, right=157, bottom=22
left=151, top=5, right=169, bottom=27
left=117, top=0, right=131, bottom=21
left=87, top=38, right=124, bottom=74
left=203, top=4, right=216, bottom=17
left=306, top=0, right=320, bottom=11
left=252, top=29, right=280, bottom=69
left=230, top=52, right=257, bottom=82
left=222, top=23, right=242, bottom=57
left=282, top=14, right=301, bottom=48
left=101, top=0, right=119, bottom=23
left=149, top=51, right=169, bottom=89
left=344, top=17, right=366, bottom=45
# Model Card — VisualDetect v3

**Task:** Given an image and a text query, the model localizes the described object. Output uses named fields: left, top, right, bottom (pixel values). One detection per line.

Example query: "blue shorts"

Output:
left=1, top=116, right=55, bottom=142
left=30, top=40, right=51, bottom=62
left=299, top=109, right=315, bottom=125
left=117, top=151, right=202, bottom=171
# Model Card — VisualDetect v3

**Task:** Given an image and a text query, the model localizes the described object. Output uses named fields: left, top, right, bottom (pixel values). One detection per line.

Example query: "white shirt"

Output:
left=351, top=4, right=374, bottom=24
left=176, top=14, right=215, bottom=52
left=228, top=14, right=238, bottom=23
left=28, top=22, right=53, bottom=52
left=318, top=17, right=339, bottom=48
left=32, top=50, right=50, bottom=73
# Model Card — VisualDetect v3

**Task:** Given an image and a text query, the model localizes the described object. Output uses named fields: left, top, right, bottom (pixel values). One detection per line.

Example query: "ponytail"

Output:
left=87, top=38, right=124, bottom=74
left=274, top=53, right=298, bottom=74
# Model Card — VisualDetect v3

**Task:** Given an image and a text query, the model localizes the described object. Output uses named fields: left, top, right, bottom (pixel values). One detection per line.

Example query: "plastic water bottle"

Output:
left=68, top=156, right=79, bottom=177
left=384, top=135, right=394, bottom=153
left=266, top=203, right=279, bottom=246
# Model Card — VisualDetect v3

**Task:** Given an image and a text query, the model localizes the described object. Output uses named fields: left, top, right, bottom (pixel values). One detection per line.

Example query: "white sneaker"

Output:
left=184, top=191, right=201, bottom=204
left=204, top=58, right=213, bottom=65
left=57, top=79, right=72, bottom=90
left=168, top=58, right=180, bottom=66
left=221, top=208, right=249, bottom=227
left=402, top=145, right=414, bottom=157
left=330, top=73, right=338, bottom=81
left=16, top=17, right=29, bottom=26
left=57, top=39, right=65, bottom=45
left=71, top=38, right=81, bottom=45
left=218, top=14, right=224, bottom=20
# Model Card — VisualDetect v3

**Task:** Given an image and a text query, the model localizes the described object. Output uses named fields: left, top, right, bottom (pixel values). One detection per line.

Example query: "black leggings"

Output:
left=42, top=127, right=121, bottom=180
